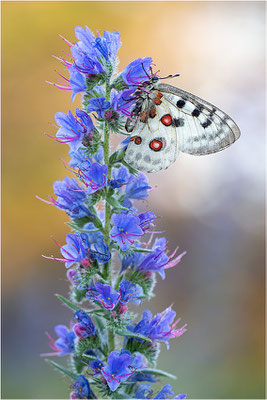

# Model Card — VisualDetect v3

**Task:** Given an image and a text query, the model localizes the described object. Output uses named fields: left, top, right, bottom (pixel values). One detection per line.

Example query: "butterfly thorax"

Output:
left=125, top=79, right=161, bottom=132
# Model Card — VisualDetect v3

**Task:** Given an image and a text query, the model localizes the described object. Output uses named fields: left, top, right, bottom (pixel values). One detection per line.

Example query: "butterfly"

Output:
left=124, top=75, right=241, bottom=173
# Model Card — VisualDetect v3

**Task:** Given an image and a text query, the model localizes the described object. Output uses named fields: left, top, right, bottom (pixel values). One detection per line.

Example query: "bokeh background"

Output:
left=2, top=1, right=265, bottom=399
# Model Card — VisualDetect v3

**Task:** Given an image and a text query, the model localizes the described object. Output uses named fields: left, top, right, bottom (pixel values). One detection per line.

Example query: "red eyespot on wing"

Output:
left=161, top=114, right=173, bottom=126
left=149, top=139, right=164, bottom=152
left=153, top=97, right=162, bottom=105
left=130, top=136, right=136, bottom=141
left=157, top=91, right=163, bottom=99
left=134, top=136, right=142, bottom=145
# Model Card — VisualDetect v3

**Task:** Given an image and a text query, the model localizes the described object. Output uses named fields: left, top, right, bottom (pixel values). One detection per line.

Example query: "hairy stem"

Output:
left=103, top=73, right=115, bottom=352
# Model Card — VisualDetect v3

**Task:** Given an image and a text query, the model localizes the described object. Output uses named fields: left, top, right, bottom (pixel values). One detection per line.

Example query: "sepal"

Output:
left=111, top=76, right=128, bottom=92
left=125, top=339, right=160, bottom=367
left=75, top=335, right=100, bottom=357
left=123, top=269, right=156, bottom=298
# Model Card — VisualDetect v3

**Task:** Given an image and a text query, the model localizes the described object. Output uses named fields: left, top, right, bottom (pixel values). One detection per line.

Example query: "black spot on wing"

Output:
left=208, top=107, right=217, bottom=118
left=173, top=118, right=184, bottom=127
left=201, top=119, right=212, bottom=129
left=192, top=108, right=201, bottom=117
left=176, top=99, right=186, bottom=108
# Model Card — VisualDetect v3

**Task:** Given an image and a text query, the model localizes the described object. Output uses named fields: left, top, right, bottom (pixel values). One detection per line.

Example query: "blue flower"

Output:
left=79, top=231, right=111, bottom=264
left=72, top=374, right=91, bottom=399
left=82, top=222, right=105, bottom=244
left=42, top=325, right=75, bottom=357
left=130, top=372, right=157, bottom=383
left=138, top=211, right=157, bottom=232
left=54, top=109, right=94, bottom=151
left=89, top=358, right=104, bottom=376
left=79, top=162, right=108, bottom=194
left=87, top=97, right=111, bottom=118
left=110, top=213, right=144, bottom=252
left=127, top=307, right=187, bottom=349
left=94, top=31, right=121, bottom=61
left=89, top=237, right=111, bottom=264
left=69, top=146, right=104, bottom=170
left=120, top=57, right=153, bottom=86
left=50, top=176, right=92, bottom=219
left=69, top=69, right=86, bottom=101
left=135, top=383, right=153, bottom=399
left=69, top=147, right=91, bottom=170
left=135, top=237, right=186, bottom=279
left=73, top=310, right=96, bottom=338
left=71, top=26, right=104, bottom=76
left=125, top=172, right=151, bottom=200
left=112, top=88, right=136, bottom=117
left=119, top=279, right=144, bottom=304
left=109, top=166, right=132, bottom=189
left=135, top=383, right=186, bottom=399
left=70, top=27, right=121, bottom=78
left=58, top=233, right=87, bottom=268
left=54, top=325, right=75, bottom=355
left=101, top=349, right=135, bottom=391
left=86, top=282, right=120, bottom=310
left=154, top=384, right=174, bottom=399
left=120, top=246, right=143, bottom=272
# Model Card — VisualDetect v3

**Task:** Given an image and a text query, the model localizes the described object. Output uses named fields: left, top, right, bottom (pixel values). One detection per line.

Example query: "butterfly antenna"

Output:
left=160, top=73, right=180, bottom=80
left=141, top=63, right=150, bottom=78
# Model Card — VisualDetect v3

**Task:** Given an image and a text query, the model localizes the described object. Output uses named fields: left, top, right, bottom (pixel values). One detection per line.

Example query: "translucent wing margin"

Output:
left=158, top=83, right=241, bottom=155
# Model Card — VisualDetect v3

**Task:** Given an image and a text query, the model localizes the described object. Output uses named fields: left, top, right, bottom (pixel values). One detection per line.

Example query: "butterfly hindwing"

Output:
left=124, top=98, right=179, bottom=173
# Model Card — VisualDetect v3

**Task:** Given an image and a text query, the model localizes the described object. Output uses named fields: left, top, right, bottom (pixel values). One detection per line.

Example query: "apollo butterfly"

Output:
left=124, top=74, right=241, bottom=173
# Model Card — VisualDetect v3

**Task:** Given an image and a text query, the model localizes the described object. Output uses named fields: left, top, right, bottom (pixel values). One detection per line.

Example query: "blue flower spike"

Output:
left=42, top=25, right=188, bottom=400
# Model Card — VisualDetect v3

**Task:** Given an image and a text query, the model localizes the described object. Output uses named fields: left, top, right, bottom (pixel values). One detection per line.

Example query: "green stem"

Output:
left=108, top=329, right=115, bottom=352
left=103, top=75, right=112, bottom=283
left=103, top=73, right=115, bottom=352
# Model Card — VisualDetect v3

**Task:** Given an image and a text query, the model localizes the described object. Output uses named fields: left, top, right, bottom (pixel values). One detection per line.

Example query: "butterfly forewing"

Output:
left=158, top=83, right=241, bottom=155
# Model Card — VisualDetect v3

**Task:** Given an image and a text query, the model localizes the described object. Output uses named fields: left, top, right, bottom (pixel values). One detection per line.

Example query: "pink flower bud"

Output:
left=66, top=269, right=77, bottom=284
left=118, top=304, right=128, bottom=314
left=73, top=323, right=86, bottom=338
left=81, top=258, right=90, bottom=268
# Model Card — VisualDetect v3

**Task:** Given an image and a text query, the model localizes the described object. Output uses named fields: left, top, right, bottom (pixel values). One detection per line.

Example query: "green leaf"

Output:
left=115, top=328, right=152, bottom=343
left=45, top=359, right=78, bottom=380
left=86, top=308, right=106, bottom=315
left=106, top=196, right=129, bottom=210
left=71, top=288, right=87, bottom=303
left=109, top=149, right=124, bottom=165
left=94, top=315, right=106, bottom=332
left=55, top=294, right=80, bottom=311
left=67, top=222, right=99, bottom=233
left=132, top=247, right=155, bottom=253
left=121, top=159, right=139, bottom=176
left=82, top=353, right=97, bottom=361
left=71, top=216, right=95, bottom=228
left=139, top=368, right=177, bottom=380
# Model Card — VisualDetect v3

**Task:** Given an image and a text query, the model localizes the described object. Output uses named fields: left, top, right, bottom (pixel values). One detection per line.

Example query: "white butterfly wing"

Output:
left=124, top=102, right=179, bottom=173
left=158, top=83, right=241, bottom=155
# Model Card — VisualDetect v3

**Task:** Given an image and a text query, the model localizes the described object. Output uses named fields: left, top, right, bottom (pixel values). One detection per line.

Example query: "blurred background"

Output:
left=2, top=1, right=265, bottom=399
